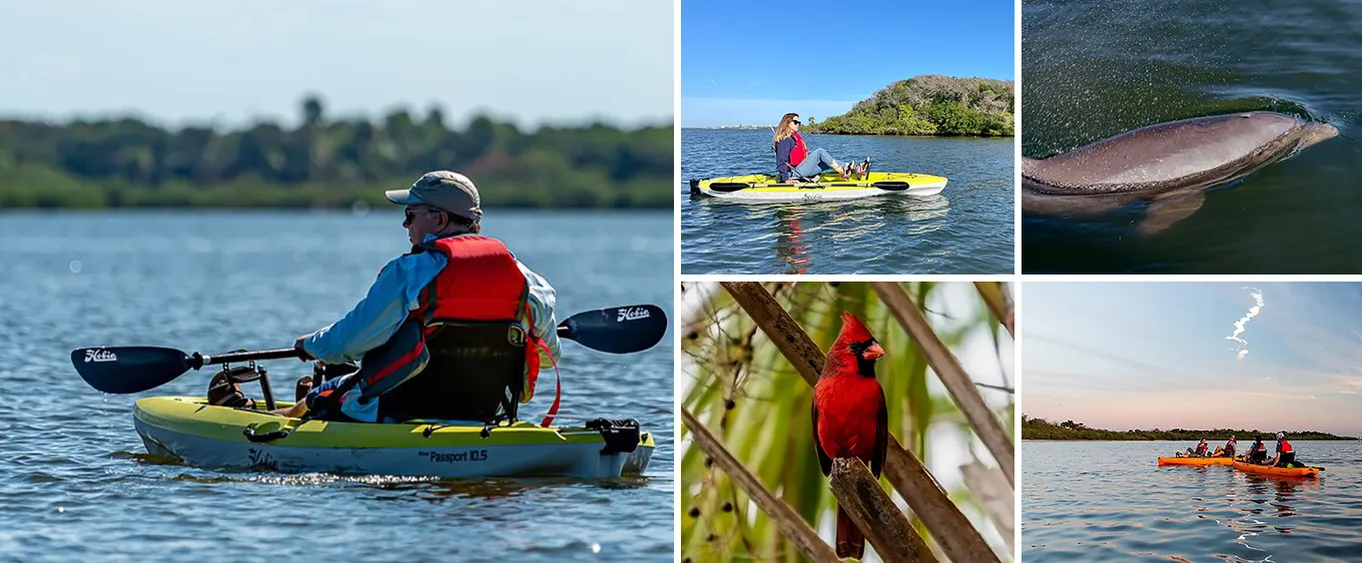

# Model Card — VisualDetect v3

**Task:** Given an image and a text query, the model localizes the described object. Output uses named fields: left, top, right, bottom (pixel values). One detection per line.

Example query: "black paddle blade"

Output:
left=70, top=346, right=195, bottom=394
left=559, top=305, right=668, bottom=354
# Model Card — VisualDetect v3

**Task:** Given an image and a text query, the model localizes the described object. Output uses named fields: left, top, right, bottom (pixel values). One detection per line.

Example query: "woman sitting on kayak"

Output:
left=773, top=112, right=867, bottom=182
left=1181, top=438, right=1210, bottom=457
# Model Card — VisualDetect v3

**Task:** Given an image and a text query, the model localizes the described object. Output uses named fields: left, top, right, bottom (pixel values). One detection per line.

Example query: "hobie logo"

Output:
left=85, top=349, right=117, bottom=363
left=617, top=307, right=650, bottom=322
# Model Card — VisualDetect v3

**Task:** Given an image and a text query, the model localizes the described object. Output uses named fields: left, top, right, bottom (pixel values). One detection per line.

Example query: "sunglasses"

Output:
left=793, top=120, right=802, bottom=125
left=404, top=207, right=440, bottom=223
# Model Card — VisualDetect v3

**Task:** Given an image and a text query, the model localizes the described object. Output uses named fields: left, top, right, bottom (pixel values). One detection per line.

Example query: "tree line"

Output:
left=0, top=96, right=672, bottom=209
left=1022, top=415, right=1353, bottom=441
left=807, top=75, right=1014, bottom=137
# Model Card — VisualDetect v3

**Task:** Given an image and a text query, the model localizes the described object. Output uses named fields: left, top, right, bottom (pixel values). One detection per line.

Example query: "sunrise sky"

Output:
left=1024, top=282, right=1362, bottom=436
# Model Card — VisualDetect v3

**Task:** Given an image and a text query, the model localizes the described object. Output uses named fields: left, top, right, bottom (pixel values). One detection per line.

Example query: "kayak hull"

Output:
left=690, top=172, right=948, bottom=202
left=133, top=396, right=654, bottom=479
left=1158, top=456, right=1234, bottom=466
left=1231, top=460, right=1320, bottom=478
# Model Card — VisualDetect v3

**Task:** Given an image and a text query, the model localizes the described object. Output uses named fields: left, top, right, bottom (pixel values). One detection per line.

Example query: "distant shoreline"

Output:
left=682, top=126, right=1015, bottom=138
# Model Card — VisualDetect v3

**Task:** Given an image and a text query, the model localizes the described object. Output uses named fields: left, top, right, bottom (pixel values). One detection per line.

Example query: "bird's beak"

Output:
left=863, top=342, right=885, bottom=360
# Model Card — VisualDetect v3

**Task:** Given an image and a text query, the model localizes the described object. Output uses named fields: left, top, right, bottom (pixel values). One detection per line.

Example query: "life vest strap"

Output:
left=537, top=337, right=561, bottom=427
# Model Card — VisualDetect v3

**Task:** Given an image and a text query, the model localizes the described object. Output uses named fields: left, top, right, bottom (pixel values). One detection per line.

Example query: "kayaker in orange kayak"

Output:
left=1246, top=435, right=1269, bottom=464
left=1266, top=431, right=1297, bottom=467
left=1181, top=438, right=1210, bottom=457
left=1222, top=435, right=1237, bottom=458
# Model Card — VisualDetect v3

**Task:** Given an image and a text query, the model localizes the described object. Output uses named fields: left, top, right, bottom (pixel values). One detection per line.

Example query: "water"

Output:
left=0, top=210, right=675, bottom=562
left=1023, top=441, right=1362, bottom=561
left=681, top=129, right=1015, bottom=274
left=1022, top=0, right=1362, bottom=273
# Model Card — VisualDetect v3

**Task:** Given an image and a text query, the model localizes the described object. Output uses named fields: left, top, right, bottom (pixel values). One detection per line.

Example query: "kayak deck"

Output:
left=1157, top=456, right=1235, bottom=466
left=1231, top=460, right=1321, bottom=478
left=134, top=396, right=654, bottom=479
left=690, top=171, right=948, bottom=202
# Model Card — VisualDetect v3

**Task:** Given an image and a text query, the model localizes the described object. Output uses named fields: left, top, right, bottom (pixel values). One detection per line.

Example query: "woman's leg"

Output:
left=793, top=148, right=845, bottom=178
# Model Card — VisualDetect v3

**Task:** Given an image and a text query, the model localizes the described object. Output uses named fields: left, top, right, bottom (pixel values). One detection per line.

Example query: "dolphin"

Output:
left=1022, top=112, right=1339, bottom=235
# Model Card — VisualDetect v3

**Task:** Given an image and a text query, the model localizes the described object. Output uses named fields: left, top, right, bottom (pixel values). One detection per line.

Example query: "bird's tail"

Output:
left=835, top=505, right=866, bottom=559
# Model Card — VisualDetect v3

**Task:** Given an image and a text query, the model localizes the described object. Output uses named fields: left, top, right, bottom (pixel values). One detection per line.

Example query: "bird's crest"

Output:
left=835, top=311, right=875, bottom=344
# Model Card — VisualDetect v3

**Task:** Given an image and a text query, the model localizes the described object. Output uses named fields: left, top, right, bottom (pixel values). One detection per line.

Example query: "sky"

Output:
left=0, top=0, right=674, bottom=129
left=1024, top=282, right=1362, bottom=436
left=680, top=0, right=1016, bottom=127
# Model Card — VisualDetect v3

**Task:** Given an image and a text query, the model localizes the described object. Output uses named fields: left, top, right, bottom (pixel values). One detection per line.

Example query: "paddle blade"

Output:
left=558, top=305, right=668, bottom=354
left=70, top=347, right=195, bottom=393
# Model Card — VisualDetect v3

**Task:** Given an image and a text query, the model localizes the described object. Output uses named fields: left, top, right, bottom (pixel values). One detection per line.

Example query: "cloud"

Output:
left=1225, top=288, right=1265, bottom=360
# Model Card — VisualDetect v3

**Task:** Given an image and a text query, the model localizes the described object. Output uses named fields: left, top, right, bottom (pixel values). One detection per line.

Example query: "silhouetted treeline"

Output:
left=0, top=95, right=672, bottom=209
left=1021, top=415, right=1353, bottom=441
left=808, top=75, right=1014, bottom=137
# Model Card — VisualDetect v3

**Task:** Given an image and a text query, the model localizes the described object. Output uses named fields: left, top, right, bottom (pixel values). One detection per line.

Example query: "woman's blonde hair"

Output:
left=773, top=113, right=800, bottom=143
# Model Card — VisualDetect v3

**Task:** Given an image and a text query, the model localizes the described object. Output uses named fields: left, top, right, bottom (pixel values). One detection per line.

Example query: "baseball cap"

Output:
left=385, top=171, right=482, bottom=222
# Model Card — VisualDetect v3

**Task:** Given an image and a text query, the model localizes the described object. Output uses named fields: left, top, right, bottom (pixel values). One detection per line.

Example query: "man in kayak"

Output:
left=1267, top=431, right=1297, bottom=467
left=1247, top=435, right=1269, bottom=464
left=1221, top=435, right=1237, bottom=458
left=265, top=170, right=561, bottom=423
left=773, top=113, right=867, bottom=182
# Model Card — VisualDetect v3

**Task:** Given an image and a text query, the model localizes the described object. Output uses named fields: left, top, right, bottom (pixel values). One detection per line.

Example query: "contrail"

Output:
left=1225, top=287, right=1264, bottom=360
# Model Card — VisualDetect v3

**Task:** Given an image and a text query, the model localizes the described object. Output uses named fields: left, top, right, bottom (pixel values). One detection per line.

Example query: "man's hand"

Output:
left=294, top=336, right=315, bottom=361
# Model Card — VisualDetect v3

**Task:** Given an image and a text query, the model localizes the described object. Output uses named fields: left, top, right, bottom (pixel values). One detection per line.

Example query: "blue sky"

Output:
left=1024, top=283, right=1362, bottom=435
left=681, top=0, right=1015, bottom=127
left=0, top=1, right=673, bottom=129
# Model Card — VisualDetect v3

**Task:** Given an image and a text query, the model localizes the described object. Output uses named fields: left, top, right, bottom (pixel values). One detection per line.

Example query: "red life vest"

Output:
left=789, top=132, right=808, bottom=166
left=1278, top=438, right=1293, bottom=453
left=410, top=235, right=545, bottom=401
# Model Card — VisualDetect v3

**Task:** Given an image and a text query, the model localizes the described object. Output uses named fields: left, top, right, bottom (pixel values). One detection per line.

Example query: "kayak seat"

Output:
left=376, top=320, right=526, bottom=425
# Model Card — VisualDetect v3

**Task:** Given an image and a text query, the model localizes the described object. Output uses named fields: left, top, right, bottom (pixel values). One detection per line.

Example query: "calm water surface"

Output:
left=0, top=210, right=674, bottom=562
left=1024, top=441, right=1362, bottom=561
left=682, top=128, right=1015, bottom=274
left=1023, top=0, right=1362, bottom=273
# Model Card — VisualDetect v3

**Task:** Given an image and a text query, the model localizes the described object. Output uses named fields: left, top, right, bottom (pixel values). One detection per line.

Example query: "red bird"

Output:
left=812, top=311, right=888, bottom=559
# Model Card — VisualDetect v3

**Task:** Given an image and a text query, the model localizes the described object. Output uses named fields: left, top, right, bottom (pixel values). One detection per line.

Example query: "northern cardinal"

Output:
left=812, top=311, right=888, bottom=559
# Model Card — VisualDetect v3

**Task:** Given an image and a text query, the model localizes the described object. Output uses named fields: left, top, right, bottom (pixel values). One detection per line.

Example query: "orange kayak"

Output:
left=1231, top=460, right=1321, bottom=477
left=1158, top=456, right=1234, bottom=466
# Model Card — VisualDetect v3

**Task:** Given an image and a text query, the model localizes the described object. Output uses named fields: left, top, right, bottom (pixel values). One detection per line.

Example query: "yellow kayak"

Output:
left=689, top=171, right=948, bottom=202
left=134, top=396, right=654, bottom=479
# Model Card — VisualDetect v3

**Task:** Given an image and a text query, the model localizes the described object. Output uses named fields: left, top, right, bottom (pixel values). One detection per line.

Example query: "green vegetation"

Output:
left=1022, top=415, right=1353, bottom=441
left=0, top=96, right=672, bottom=209
left=807, top=75, right=1014, bottom=137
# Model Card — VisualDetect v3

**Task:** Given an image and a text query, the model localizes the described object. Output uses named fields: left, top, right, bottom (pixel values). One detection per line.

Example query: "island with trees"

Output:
left=806, top=75, right=1013, bottom=137
left=0, top=96, right=672, bottom=210
left=1022, top=415, right=1354, bottom=440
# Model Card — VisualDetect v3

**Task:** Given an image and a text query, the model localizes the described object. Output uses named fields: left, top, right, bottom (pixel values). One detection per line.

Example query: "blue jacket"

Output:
left=775, top=136, right=798, bottom=181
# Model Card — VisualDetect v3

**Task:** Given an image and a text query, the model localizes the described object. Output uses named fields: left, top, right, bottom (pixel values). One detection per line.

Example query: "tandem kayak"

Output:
left=1158, top=456, right=1235, bottom=466
left=689, top=171, right=948, bottom=202
left=1231, top=460, right=1321, bottom=478
left=133, top=396, right=654, bottom=479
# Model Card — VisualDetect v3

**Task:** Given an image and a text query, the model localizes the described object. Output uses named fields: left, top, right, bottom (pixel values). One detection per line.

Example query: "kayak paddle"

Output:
left=70, top=347, right=301, bottom=394
left=72, top=304, right=668, bottom=394
left=557, top=304, right=667, bottom=354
